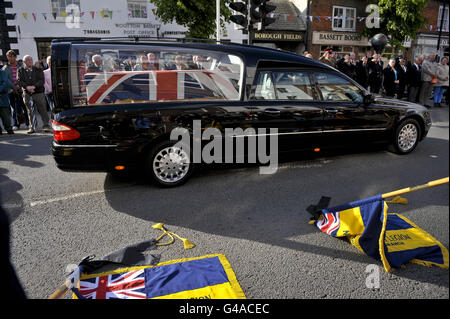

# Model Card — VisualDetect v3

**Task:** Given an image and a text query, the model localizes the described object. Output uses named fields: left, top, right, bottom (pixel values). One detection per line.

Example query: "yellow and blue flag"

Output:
left=315, top=195, right=449, bottom=272
left=73, top=254, right=246, bottom=299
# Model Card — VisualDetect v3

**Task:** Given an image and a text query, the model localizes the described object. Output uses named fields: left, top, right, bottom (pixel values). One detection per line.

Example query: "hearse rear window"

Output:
left=70, top=44, right=243, bottom=106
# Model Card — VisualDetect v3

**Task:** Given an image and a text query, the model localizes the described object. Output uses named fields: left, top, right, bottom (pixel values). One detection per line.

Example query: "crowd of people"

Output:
left=0, top=50, right=53, bottom=135
left=305, top=49, right=449, bottom=108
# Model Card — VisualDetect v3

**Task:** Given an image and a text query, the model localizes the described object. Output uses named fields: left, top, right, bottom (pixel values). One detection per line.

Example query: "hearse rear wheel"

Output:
left=146, top=141, right=194, bottom=187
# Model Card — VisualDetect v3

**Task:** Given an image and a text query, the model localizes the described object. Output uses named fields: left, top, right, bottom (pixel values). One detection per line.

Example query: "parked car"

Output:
left=51, top=39, right=431, bottom=187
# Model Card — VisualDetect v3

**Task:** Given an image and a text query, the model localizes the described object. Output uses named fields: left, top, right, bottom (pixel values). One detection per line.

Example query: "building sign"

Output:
left=312, top=31, right=370, bottom=46
left=417, top=35, right=449, bottom=47
left=114, top=22, right=161, bottom=37
left=253, top=32, right=303, bottom=42
left=82, top=29, right=111, bottom=35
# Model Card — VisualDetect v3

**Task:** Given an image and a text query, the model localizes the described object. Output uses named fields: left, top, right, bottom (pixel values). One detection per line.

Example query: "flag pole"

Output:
left=382, top=177, right=449, bottom=199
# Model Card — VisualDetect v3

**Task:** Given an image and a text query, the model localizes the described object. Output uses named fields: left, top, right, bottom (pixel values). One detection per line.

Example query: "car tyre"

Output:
left=389, top=118, right=421, bottom=155
left=146, top=140, right=194, bottom=187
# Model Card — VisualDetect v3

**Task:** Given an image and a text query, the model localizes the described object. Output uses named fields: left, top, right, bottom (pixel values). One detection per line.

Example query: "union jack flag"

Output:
left=83, top=70, right=237, bottom=105
left=316, top=211, right=340, bottom=237
left=78, top=269, right=146, bottom=299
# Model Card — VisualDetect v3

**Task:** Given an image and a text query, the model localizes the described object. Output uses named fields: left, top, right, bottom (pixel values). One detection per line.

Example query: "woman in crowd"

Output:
left=383, top=59, right=399, bottom=98
left=433, top=57, right=449, bottom=107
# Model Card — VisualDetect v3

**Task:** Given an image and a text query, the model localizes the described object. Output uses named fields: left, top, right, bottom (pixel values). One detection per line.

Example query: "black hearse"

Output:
left=51, top=39, right=431, bottom=187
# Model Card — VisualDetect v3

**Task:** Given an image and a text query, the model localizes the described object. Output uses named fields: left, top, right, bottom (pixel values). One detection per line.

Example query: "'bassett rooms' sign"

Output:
left=312, top=31, right=370, bottom=46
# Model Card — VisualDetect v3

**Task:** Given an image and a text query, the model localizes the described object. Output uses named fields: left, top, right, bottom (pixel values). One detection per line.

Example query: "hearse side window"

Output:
left=313, top=71, right=363, bottom=103
left=254, top=70, right=317, bottom=100
left=70, top=44, right=243, bottom=107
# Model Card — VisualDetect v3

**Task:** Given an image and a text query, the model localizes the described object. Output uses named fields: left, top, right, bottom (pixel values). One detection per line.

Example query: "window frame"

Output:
left=49, top=0, right=81, bottom=22
left=127, top=0, right=149, bottom=20
left=332, top=6, right=356, bottom=32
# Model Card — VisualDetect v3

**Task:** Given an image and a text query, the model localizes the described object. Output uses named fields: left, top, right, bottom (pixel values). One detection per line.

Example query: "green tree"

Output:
left=149, top=0, right=232, bottom=39
left=364, top=0, right=429, bottom=48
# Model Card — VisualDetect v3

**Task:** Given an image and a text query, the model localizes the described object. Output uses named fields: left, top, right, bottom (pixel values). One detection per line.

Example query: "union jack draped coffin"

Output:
left=83, top=70, right=239, bottom=105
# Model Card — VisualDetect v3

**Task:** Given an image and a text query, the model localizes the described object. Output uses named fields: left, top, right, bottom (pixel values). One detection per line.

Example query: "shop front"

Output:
left=251, top=0, right=306, bottom=54
left=311, top=30, right=372, bottom=59
left=414, top=33, right=449, bottom=59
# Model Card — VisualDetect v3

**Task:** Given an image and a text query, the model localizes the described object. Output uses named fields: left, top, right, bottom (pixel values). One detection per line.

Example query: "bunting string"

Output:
left=0, top=11, right=443, bottom=32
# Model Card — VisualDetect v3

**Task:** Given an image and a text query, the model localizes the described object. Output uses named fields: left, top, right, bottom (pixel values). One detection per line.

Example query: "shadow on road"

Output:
left=0, top=168, right=24, bottom=222
left=0, top=134, right=52, bottom=168
left=0, top=134, right=53, bottom=222
left=103, top=137, right=449, bottom=287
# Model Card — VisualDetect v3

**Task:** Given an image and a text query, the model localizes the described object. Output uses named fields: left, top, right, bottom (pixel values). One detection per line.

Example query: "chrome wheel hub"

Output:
left=153, top=146, right=190, bottom=183
left=397, top=123, right=417, bottom=152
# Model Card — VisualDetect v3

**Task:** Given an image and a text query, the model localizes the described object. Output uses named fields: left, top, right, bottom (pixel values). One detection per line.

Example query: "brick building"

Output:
left=413, top=0, right=449, bottom=59
left=305, top=0, right=448, bottom=61
left=306, top=0, right=372, bottom=60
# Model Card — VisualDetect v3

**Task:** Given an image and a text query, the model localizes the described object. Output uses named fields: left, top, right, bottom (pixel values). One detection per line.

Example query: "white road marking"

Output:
left=29, top=189, right=106, bottom=207
left=0, top=135, right=52, bottom=144
left=18, top=160, right=333, bottom=208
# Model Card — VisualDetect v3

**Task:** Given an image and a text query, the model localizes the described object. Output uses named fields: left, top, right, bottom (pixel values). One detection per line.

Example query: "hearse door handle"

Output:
left=264, top=109, right=281, bottom=115
left=325, top=109, right=338, bottom=114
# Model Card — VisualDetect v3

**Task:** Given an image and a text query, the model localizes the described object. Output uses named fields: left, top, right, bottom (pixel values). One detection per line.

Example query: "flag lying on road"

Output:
left=314, top=194, right=449, bottom=272
left=73, top=254, right=246, bottom=299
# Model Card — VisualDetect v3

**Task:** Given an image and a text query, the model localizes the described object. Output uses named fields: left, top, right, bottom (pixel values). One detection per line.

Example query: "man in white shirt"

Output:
left=419, top=53, right=437, bottom=107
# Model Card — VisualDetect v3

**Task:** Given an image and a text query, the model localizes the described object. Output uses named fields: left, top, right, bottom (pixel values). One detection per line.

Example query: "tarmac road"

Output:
left=0, top=107, right=448, bottom=299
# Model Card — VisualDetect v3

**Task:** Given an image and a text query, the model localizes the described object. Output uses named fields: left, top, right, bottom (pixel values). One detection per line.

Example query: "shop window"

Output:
left=332, top=6, right=356, bottom=31
left=37, top=40, right=52, bottom=61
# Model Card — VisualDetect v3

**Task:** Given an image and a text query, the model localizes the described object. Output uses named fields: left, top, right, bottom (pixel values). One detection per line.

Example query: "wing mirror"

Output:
left=363, top=93, right=375, bottom=106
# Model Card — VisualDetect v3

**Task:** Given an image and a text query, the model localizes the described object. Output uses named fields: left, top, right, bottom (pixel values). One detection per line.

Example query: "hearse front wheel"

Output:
left=389, top=118, right=421, bottom=155
left=146, top=141, right=194, bottom=187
